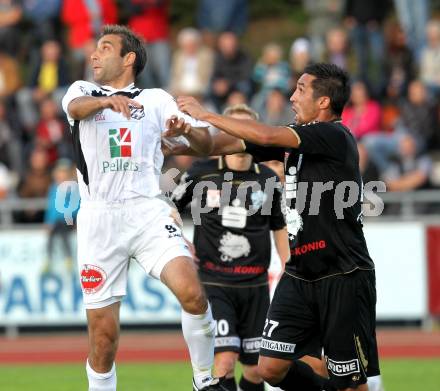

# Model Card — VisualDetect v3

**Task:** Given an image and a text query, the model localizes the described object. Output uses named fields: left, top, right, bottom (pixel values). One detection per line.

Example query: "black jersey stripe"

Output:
left=70, top=120, right=90, bottom=186
left=90, top=89, right=143, bottom=99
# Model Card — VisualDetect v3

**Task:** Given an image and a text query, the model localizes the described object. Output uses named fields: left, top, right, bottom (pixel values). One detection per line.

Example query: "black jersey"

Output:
left=172, top=157, right=285, bottom=285
left=245, top=121, right=375, bottom=281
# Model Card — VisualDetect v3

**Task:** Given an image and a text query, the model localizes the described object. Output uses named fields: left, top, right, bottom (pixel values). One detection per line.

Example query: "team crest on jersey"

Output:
left=219, top=231, right=251, bottom=262
left=80, top=264, right=107, bottom=294
left=129, top=104, right=145, bottom=120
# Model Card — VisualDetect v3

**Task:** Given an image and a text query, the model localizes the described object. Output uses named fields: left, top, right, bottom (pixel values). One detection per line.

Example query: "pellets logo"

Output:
left=80, top=264, right=107, bottom=294
left=109, top=128, right=131, bottom=157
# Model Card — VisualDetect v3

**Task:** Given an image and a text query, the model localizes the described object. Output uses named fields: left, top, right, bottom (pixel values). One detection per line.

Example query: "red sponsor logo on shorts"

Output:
left=291, top=240, right=326, bottom=256
left=204, top=261, right=265, bottom=275
left=80, top=264, right=106, bottom=294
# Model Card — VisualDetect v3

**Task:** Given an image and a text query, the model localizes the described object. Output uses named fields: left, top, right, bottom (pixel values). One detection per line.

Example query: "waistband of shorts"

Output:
left=80, top=196, right=164, bottom=209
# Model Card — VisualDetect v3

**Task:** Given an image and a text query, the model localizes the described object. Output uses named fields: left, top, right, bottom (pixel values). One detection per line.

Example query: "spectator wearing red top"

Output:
left=35, top=97, right=67, bottom=165
left=342, top=80, right=381, bottom=140
left=127, top=0, right=171, bottom=89
left=61, top=0, right=118, bottom=79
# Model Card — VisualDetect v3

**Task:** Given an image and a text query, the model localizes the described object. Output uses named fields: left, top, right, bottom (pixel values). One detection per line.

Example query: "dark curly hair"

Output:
left=303, top=63, right=351, bottom=116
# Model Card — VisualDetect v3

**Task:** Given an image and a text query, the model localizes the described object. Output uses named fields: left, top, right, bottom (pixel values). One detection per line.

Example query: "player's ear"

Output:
left=318, top=96, right=331, bottom=111
left=124, top=51, right=136, bottom=69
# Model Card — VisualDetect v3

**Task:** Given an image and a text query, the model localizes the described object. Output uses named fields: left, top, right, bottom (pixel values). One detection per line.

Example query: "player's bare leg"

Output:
left=161, top=256, right=208, bottom=314
left=241, top=363, right=264, bottom=390
left=258, top=355, right=334, bottom=390
left=214, top=351, right=238, bottom=379
left=301, top=355, right=328, bottom=377
left=161, top=256, right=222, bottom=390
left=214, top=352, right=238, bottom=390
left=258, top=356, right=291, bottom=386
left=86, top=301, right=120, bottom=391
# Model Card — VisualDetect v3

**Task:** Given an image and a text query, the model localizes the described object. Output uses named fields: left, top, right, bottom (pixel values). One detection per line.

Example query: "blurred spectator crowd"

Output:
left=0, top=0, right=440, bottom=224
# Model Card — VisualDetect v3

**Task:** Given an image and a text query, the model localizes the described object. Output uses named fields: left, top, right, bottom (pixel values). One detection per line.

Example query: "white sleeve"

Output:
left=61, top=81, right=92, bottom=126
left=158, top=89, right=209, bottom=146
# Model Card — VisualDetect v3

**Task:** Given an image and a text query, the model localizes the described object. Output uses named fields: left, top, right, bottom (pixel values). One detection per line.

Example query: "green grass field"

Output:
left=0, top=359, right=439, bottom=391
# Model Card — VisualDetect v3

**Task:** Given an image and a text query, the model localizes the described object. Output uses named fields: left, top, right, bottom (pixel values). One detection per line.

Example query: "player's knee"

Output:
left=257, top=360, right=284, bottom=385
left=180, top=284, right=207, bottom=314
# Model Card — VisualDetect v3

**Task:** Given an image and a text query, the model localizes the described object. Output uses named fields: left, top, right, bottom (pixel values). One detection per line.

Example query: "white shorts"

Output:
left=76, top=196, right=191, bottom=309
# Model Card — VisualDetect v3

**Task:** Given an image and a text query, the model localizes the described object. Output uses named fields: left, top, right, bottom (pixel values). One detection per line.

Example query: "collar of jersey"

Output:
left=100, top=83, right=136, bottom=93
left=218, top=156, right=260, bottom=173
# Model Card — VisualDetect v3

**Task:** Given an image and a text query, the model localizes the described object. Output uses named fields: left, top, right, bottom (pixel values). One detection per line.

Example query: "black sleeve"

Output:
left=171, top=167, right=198, bottom=213
left=269, top=185, right=286, bottom=231
left=291, top=122, right=346, bottom=160
left=244, top=141, right=285, bottom=163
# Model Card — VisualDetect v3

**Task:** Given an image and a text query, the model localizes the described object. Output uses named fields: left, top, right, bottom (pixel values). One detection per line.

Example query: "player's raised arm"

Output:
left=67, top=95, right=142, bottom=120
left=62, top=80, right=143, bottom=121
left=177, top=96, right=301, bottom=148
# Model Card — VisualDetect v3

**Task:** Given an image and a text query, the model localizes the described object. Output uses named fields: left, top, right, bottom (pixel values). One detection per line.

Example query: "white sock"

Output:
left=181, top=302, right=215, bottom=389
left=367, top=375, right=385, bottom=391
left=86, top=359, right=117, bottom=391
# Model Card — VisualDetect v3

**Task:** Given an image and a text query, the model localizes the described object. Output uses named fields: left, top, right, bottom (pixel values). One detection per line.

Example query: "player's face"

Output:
left=91, top=34, right=125, bottom=84
left=290, top=73, right=320, bottom=124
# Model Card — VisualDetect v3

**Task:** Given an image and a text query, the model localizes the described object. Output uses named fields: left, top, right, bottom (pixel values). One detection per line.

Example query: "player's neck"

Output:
left=316, top=110, right=340, bottom=123
left=224, top=154, right=252, bottom=171
left=100, top=75, right=135, bottom=90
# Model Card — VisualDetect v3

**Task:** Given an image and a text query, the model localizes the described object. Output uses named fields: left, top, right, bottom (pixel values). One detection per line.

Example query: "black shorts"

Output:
left=204, top=283, right=270, bottom=365
left=260, top=269, right=380, bottom=389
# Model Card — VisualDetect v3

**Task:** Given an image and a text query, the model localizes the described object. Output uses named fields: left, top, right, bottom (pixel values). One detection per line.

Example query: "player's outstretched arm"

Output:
left=162, top=131, right=245, bottom=157
left=163, top=115, right=213, bottom=155
left=177, top=96, right=301, bottom=148
left=67, top=95, right=142, bottom=120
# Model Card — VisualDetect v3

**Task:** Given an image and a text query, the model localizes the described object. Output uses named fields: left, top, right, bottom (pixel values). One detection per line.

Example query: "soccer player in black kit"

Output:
left=175, top=63, right=380, bottom=391
left=172, top=104, right=290, bottom=391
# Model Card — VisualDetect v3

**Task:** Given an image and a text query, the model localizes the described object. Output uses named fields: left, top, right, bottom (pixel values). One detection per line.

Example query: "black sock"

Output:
left=238, top=376, right=264, bottom=391
left=222, top=377, right=237, bottom=391
left=274, top=360, right=332, bottom=391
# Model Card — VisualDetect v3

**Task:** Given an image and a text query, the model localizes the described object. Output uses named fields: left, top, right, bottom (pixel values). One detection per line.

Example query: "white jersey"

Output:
left=62, top=81, right=207, bottom=202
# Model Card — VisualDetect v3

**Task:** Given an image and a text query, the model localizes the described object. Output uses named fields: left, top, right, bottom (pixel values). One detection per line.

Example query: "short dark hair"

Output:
left=100, top=25, right=147, bottom=78
left=303, top=63, right=350, bottom=116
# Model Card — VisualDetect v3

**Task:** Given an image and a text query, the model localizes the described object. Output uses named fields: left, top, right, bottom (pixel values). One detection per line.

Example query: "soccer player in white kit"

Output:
left=62, top=25, right=227, bottom=391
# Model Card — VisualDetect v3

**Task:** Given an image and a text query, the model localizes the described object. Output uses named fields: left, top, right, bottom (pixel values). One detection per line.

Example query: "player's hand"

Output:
left=101, top=96, right=142, bottom=119
left=161, top=137, right=189, bottom=156
left=163, top=115, right=192, bottom=138
left=176, top=96, right=208, bottom=120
